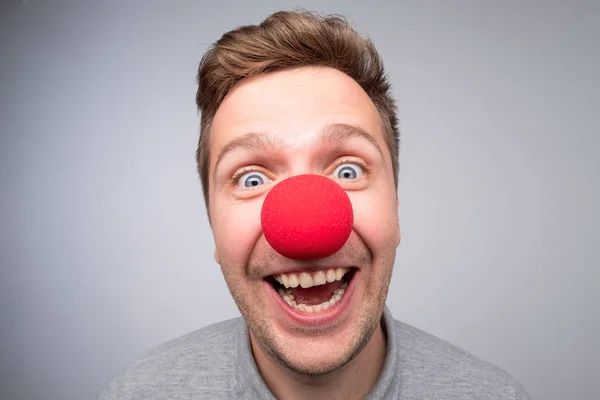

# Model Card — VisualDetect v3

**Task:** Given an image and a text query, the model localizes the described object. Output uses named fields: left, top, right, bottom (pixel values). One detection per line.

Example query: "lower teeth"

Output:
left=277, top=281, right=349, bottom=313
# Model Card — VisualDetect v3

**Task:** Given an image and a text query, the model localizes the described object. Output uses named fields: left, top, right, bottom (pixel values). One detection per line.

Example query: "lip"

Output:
left=265, top=268, right=359, bottom=326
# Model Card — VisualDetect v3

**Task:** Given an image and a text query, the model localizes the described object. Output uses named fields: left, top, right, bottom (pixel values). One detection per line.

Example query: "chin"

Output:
left=264, top=315, right=375, bottom=376
left=271, top=340, right=358, bottom=376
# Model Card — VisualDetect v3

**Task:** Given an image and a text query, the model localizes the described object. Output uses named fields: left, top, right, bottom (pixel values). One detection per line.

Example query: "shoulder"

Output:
left=98, top=317, right=245, bottom=400
left=392, top=319, right=531, bottom=399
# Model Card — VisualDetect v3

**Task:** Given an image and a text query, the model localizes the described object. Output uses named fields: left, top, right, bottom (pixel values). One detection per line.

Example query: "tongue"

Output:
left=292, top=280, right=343, bottom=306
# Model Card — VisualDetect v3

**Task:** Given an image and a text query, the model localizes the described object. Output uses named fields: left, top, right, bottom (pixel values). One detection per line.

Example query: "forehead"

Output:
left=212, top=67, right=379, bottom=139
left=217, top=67, right=377, bottom=121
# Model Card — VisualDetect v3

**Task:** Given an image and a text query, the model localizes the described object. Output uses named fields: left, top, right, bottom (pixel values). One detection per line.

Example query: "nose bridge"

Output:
left=288, top=158, right=312, bottom=178
left=278, top=127, right=326, bottom=178
left=284, top=144, right=319, bottom=178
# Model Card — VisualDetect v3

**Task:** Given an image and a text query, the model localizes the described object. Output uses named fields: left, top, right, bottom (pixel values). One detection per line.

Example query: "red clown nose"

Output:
left=261, top=174, right=353, bottom=260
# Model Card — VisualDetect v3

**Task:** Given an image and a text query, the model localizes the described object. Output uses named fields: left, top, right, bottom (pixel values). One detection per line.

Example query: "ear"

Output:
left=214, top=249, right=220, bottom=265
left=395, top=197, right=401, bottom=247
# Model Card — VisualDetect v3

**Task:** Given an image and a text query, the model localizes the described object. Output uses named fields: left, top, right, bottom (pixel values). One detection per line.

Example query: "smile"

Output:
left=267, top=268, right=357, bottom=314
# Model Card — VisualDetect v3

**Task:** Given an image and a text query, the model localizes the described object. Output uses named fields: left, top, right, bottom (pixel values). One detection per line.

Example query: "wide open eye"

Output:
left=332, top=163, right=364, bottom=180
left=236, top=171, right=270, bottom=188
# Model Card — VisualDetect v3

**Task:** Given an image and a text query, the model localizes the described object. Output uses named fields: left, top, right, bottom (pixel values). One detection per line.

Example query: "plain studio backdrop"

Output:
left=1, top=1, right=598, bottom=399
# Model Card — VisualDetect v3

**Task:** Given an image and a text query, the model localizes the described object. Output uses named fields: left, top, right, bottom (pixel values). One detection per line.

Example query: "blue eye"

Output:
left=333, top=163, right=364, bottom=180
left=237, top=171, right=270, bottom=188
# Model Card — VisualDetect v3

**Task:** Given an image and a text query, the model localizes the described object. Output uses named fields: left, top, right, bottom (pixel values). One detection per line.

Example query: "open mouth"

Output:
left=266, top=268, right=357, bottom=313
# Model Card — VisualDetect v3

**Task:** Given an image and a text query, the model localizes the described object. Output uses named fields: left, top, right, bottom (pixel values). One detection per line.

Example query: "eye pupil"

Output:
left=244, top=174, right=265, bottom=187
left=337, top=166, right=358, bottom=180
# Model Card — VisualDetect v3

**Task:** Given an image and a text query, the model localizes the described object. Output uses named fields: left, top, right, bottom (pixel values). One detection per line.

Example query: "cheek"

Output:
left=211, top=198, right=264, bottom=266
left=349, top=187, right=399, bottom=254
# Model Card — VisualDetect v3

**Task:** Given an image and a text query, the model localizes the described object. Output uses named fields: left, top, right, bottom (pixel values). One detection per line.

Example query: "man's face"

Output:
left=208, top=67, right=400, bottom=375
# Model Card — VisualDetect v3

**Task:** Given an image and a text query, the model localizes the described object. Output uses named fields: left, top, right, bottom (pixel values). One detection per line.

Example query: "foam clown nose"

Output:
left=261, top=174, right=353, bottom=260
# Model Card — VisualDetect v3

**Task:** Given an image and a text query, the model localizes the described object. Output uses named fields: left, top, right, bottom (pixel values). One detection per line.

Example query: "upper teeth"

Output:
left=274, top=268, right=350, bottom=289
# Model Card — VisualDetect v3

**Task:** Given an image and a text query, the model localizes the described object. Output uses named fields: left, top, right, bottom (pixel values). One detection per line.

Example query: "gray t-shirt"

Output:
left=99, top=307, right=531, bottom=399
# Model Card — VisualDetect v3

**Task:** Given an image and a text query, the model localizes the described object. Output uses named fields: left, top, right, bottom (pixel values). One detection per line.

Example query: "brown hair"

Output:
left=196, top=10, right=399, bottom=213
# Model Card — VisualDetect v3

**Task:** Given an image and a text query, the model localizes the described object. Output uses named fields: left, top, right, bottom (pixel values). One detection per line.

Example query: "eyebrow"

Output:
left=212, top=123, right=385, bottom=183
left=212, top=132, right=284, bottom=183
left=318, top=123, right=384, bottom=160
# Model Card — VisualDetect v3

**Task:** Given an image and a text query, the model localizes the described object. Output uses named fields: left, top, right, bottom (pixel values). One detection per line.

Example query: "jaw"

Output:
left=253, top=269, right=363, bottom=364
left=249, top=268, right=382, bottom=376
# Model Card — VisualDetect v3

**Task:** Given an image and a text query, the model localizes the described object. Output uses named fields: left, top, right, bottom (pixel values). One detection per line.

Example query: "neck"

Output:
left=251, top=322, right=387, bottom=400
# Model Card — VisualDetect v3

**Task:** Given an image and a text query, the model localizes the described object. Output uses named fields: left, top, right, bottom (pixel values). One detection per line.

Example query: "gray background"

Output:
left=1, top=1, right=598, bottom=399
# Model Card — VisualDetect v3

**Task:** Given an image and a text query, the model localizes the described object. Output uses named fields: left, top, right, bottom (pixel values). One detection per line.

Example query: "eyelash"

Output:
left=231, top=167, right=266, bottom=185
left=331, top=157, right=371, bottom=177
left=230, top=157, right=370, bottom=186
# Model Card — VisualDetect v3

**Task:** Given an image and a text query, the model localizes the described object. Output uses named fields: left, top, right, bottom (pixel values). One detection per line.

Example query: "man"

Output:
left=100, top=10, right=531, bottom=400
